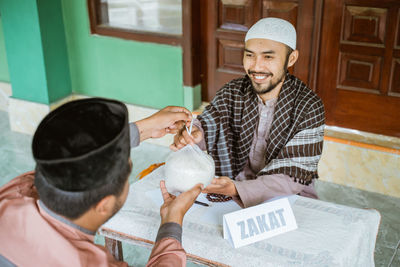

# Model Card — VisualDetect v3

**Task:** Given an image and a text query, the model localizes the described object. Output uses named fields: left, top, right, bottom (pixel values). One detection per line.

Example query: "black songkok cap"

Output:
left=32, top=98, right=130, bottom=192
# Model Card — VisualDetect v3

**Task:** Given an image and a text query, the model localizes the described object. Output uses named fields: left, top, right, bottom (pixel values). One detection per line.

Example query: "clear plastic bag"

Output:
left=165, top=144, right=215, bottom=194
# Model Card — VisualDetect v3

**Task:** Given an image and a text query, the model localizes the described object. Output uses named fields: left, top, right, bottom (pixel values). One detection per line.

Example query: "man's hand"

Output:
left=135, top=106, right=192, bottom=141
left=202, top=176, right=238, bottom=197
left=159, top=180, right=203, bottom=226
left=170, top=125, right=203, bottom=151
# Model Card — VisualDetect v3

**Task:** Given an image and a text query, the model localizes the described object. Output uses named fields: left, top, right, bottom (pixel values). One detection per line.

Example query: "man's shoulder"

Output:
left=218, top=76, right=251, bottom=94
left=226, top=75, right=250, bottom=86
left=0, top=171, right=37, bottom=200
left=0, top=197, right=118, bottom=266
left=289, top=74, right=324, bottom=110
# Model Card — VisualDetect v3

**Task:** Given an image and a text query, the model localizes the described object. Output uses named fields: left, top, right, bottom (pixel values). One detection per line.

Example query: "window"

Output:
left=103, top=0, right=182, bottom=35
left=87, top=0, right=201, bottom=86
left=88, top=0, right=183, bottom=45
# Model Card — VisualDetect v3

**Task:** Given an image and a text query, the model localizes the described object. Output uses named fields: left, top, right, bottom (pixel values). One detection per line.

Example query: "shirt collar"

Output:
left=256, top=94, right=278, bottom=107
left=39, top=200, right=96, bottom=236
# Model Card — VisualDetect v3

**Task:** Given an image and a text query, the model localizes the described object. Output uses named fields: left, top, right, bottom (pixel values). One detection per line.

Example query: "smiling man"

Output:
left=172, top=18, right=325, bottom=208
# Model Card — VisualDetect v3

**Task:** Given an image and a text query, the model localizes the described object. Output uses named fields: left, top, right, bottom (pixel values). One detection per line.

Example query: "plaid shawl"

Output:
left=198, top=73, right=325, bottom=185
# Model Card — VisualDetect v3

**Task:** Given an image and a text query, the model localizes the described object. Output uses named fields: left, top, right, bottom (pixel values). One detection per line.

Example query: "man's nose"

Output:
left=253, top=56, right=265, bottom=72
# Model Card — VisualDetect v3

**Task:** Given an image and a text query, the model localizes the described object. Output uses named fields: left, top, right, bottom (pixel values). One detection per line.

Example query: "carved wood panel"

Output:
left=338, top=52, right=382, bottom=93
left=215, top=0, right=256, bottom=75
left=318, top=0, right=400, bottom=137
left=389, top=58, right=400, bottom=96
left=218, top=39, right=245, bottom=72
left=396, top=9, right=400, bottom=49
left=262, top=1, right=298, bottom=28
left=337, top=4, right=388, bottom=95
left=218, top=0, right=256, bottom=31
left=390, top=10, right=400, bottom=96
left=342, top=6, right=387, bottom=46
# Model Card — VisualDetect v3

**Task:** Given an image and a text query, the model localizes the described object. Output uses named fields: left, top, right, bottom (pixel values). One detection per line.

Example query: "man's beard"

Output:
left=250, top=71, right=286, bottom=95
left=249, top=57, right=289, bottom=95
left=111, top=198, right=124, bottom=217
left=103, top=197, right=124, bottom=224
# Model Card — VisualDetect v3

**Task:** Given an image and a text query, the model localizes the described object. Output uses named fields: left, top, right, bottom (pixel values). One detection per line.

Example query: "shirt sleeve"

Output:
left=155, top=222, right=182, bottom=243
left=146, top=223, right=186, bottom=267
left=0, top=171, right=37, bottom=201
left=233, top=173, right=307, bottom=208
left=0, top=255, right=16, bottom=267
left=192, top=119, right=207, bottom=151
left=129, top=123, right=141, bottom=148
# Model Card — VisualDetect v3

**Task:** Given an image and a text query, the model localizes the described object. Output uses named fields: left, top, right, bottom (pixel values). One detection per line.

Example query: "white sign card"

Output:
left=223, top=198, right=297, bottom=248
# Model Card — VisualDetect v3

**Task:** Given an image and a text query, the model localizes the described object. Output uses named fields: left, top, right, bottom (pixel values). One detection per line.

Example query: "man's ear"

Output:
left=94, top=195, right=116, bottom=216
left=287, top=50, right=299, bottom=68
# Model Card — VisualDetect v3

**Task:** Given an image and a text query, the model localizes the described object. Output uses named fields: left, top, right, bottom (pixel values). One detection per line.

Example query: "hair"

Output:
left=35, top=161, right=131, bottom=220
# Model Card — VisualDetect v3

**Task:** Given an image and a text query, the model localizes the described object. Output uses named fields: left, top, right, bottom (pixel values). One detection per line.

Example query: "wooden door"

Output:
left=318, top=0, right=400, bottom=137
left=200, top=0, right=321, bottom=101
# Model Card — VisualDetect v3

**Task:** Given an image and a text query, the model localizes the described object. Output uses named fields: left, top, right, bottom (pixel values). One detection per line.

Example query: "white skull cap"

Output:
left=245, top=17, right=296, bottom=50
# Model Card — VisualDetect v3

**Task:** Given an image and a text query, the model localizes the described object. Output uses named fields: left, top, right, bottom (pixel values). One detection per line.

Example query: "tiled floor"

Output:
left=0, top=110, right=399, bottom=266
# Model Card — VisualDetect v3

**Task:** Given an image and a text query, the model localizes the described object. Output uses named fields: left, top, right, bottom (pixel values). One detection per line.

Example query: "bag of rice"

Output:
left=165, top=144, right=215, bottom=194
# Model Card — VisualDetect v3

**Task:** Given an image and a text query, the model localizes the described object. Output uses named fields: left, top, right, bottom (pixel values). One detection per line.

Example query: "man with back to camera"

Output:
left=0, top=98, right=203, bottom=266
left=172, top=17, right=325, bottom=208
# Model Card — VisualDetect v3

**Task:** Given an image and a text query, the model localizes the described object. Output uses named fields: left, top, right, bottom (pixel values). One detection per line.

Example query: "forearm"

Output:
left=233, top=173, right=306, bottom=208
left=134, top=119, right=153, bottom=142
left=146, top=223, right=186, bottom=266
left=132, top=125, right=186, bottom=266
left=192, top=119, right=206, bottom=150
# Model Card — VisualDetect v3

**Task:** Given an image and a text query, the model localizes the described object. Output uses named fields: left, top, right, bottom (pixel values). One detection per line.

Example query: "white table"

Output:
left=100, top=166, right=381, bottom=267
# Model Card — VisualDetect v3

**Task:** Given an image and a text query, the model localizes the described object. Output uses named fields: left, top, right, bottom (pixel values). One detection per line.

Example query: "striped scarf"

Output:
left=197, top=73, right=325, bottom=185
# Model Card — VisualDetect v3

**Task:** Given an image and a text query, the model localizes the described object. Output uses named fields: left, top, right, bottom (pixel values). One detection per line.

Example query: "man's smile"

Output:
left=248, top=71, right=272, bottom=83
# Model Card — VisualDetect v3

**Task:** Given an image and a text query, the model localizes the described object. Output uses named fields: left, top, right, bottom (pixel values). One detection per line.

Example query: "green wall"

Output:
left=0, top=17, right=10, bottom=82
left=62, top=0, right=185, bottom=109
left=0, top=0, right=71, bottom=104
left=0, top=0, right=49, bottom=103
left=37, top=0, right=72, bottom=102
